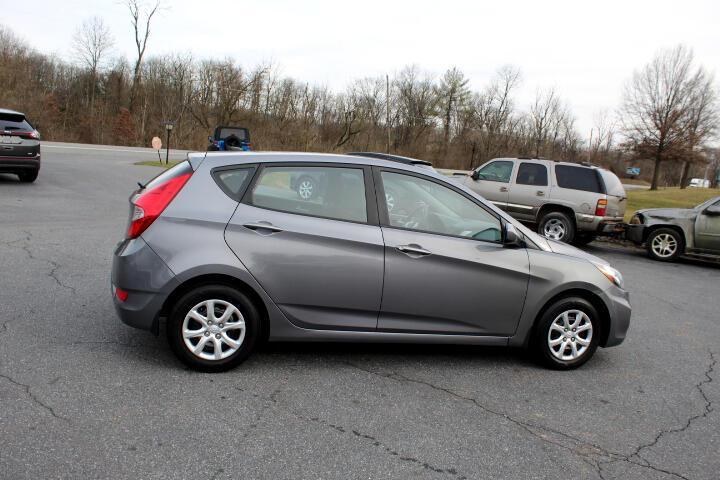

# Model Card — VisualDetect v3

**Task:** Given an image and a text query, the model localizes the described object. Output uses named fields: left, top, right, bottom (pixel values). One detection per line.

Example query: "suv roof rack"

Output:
left=346, top=152, right=433, bottom=166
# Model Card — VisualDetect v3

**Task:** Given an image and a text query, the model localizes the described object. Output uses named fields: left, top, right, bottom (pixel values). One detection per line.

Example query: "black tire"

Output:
left=296, top=175, right=317, bottom=200
left=573, top=234, right=596, bottom=247
left=18, top=170, right=38, bottom=183
left=646, top=228, right=684, bottom=262
left=538, top=211, right=575, bottom=244
left=166, top=285, right=260, bottom=372
left=533, top=297, right=600, bottom=370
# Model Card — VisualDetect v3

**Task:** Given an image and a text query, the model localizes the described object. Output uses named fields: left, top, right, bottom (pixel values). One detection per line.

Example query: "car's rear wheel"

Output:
left=538, top=211, right=575, bottom=243
left=533, top=297, right=600, bottom=370
left=646, top=228, right=683, bottom=262
left=166, top=285, right=260, bottom=372
left=18, top=170, right=38, bottom=183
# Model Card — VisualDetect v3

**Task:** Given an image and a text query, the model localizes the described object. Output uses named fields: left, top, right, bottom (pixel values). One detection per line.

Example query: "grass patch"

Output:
left=625, top=187, right=720, bottom=221
left=134, top=160, right=180, bottom=168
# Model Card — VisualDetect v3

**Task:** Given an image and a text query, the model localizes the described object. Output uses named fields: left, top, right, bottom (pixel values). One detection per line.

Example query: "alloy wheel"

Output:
left=650, top=233, right=678, bottom=258
left=547, top=309, right=593, bottom=361
left=182, top=299, right=246, bottom=361
left=298, top=179, right=314, bottom=200
left=543, top=218, right=567, bottom=241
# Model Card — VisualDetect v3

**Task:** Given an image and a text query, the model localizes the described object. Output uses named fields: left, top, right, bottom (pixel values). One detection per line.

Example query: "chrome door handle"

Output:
left=243, top=222, right=283, bottom=233
left=536, top=190, right=545, bottom=196
left=500, top=186, right=508, bottom=192
left=397, top=244, right=431, bottom=256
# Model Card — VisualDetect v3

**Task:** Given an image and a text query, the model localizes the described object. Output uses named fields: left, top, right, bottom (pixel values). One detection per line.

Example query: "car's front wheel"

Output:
left=533, top=297, right=600, bottom=369
left=166, top=285, right=260, bottom=372
left=646, top=228, right=683, bottom=262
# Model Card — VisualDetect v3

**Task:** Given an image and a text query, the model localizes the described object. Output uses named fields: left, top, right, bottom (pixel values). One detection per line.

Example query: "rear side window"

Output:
left=0, top=112, right=33, bottom=131
left=250, top=166, right=367, bottom=223
left=555, top=165, right=603, bottom=193
left=213, top=167, right=255, bottom=200
left=599, top=170, right=625, bottom=197
left=516, top=163, right=548, bottom=186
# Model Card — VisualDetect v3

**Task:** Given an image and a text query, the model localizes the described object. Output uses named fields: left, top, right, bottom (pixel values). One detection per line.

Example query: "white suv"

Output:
left=459, top=158, right=627, bottom=244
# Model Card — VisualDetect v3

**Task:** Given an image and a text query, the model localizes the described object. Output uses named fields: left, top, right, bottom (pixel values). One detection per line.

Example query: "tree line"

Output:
left=1, top=3, right=717, bottom=189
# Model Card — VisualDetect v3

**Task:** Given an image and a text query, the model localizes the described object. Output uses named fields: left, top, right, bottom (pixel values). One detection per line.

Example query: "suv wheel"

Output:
left=538, top=211, right=575, bottom=243
left=296, top=176, right=317, bottom=200
left=533, top=297, right=600, bottom=370
left=18, top=170, right=39, bottom=183
left=646, top=228, right=683, bottom=262
left=166, top=285, right=260, bottom=372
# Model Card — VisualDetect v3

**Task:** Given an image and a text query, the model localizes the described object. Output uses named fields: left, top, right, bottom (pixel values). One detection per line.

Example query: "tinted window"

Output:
left=0, top=112, right=33, bottom=131
left=598, top=170, right=625, bottom=197
left=476, top=161, right=514, bottom=183
left=381, top=171, right=502, bottom=242
left=516, top=163, right=548, bottom=186
left=555, top=165, right=603, bottom=193
left=214, top=168, right=254, bottom=199
left=251, top=166, right=367, bottom=223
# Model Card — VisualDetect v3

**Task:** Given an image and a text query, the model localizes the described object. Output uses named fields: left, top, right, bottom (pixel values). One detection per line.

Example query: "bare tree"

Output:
left=620, top=45, right=717, bottom=190
left=437, top=67, right=470, bottom=149
left=678, top=70, right=717, bottom=188
left=127, top=0, right=161, bottom=110
left=71, top=17, right=114, bottom=112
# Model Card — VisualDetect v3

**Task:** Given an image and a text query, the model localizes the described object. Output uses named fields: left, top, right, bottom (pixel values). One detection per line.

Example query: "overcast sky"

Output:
left=5, top=0, right=720, bottom=136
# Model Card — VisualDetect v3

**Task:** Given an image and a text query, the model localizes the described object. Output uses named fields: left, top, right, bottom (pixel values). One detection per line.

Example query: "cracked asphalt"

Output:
left=1, top=142, right=719, bottom=480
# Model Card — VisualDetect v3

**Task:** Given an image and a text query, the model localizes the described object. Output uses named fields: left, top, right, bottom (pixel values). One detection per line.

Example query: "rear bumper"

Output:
left=601, top=285, right=631, bottom=348
left=111, top=237, right=179, bottom=333
left=575, top=213, right=625, bottom=234
left=0, top=155, right=40, bottom=173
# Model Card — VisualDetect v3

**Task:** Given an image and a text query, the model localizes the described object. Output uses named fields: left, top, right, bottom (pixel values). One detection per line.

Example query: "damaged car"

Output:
left=626, top=196, right=720, bottom=261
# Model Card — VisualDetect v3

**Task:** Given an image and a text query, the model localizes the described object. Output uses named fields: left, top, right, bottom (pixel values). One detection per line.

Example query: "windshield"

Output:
left=695, top=196, right=720, bottom=210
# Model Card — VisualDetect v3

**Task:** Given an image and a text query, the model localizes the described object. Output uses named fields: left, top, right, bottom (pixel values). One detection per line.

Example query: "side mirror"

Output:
left=470, top=170, right=480, bottom=181
left=503, top=222, right=524, bottom=247
left=704, top=205, right=720, bottom=216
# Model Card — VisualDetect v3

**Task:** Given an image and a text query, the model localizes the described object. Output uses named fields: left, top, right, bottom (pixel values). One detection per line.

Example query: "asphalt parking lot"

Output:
left=1, top=143, right=718, bottom=480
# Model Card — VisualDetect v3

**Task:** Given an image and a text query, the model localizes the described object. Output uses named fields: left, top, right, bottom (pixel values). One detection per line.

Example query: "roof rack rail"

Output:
left=346, top=152, right=433, bottom=166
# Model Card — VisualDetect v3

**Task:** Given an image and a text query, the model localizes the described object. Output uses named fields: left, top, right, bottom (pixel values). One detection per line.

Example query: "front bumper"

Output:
left=111, top=237, right=179, bottom=333
left=601, top=285, right=631, bottom=347
left=625, top=224, right=646, bottom=244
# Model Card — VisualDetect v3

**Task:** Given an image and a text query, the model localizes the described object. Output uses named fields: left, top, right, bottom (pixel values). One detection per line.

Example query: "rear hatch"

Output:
left=0, top=111, right=40, bottom=159
left=599, top=170, right=627, bottom=219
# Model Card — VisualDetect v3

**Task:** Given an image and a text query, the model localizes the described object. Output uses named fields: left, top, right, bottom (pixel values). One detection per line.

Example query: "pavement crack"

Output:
left=627, top=351, right=716, bottom=467
left=0, top=372, right=69, bottom=422
left=9, top=230, right=77, bottom=295
left=343, top=360, right=702, bottom=480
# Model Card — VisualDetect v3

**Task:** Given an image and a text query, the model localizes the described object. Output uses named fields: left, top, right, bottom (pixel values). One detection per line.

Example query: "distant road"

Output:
left=41, top=141, right=192, bottom=160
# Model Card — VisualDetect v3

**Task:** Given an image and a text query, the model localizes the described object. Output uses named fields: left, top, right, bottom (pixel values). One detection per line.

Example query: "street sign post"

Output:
left=151, top=136, right=162, bottom=163
left=162, top=121, right=175, bottom=165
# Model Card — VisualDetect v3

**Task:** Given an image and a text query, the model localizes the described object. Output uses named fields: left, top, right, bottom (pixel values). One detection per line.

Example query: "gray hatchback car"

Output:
left=112, top=152, right=630, bottom=372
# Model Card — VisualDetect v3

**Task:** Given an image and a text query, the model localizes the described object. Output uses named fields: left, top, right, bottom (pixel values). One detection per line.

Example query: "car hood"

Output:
left=636, top=207, right=696, bottom=220
left=546, top=239, right=609, bottom=266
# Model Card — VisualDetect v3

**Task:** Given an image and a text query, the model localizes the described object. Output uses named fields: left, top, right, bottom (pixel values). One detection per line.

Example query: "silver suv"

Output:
left=459, top=158, right=627, bottom=244
left=112, top=152, right=630, bottom=372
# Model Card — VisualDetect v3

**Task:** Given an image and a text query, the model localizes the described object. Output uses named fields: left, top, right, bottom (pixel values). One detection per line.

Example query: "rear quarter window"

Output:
left=555, top=165, right=603, bottom=193
left=212, top=167, right=256, bottom=200
left=599, top=170, right=626, bottom=197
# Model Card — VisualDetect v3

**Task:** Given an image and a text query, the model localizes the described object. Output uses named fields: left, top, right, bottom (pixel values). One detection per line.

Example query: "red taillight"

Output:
left=127, top=172, right=192, bottom=239
left=115, top=287, right=129, bottom=302
left=595, top=199, right=608, bottom=217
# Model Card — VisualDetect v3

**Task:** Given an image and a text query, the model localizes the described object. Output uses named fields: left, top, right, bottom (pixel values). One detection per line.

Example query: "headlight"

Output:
left=593, top=262, right=625, bottom=290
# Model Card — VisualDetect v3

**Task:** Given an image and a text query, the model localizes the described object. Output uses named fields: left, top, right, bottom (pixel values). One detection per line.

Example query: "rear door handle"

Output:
left=396, top=244, right=431, bottom=256
left=243, top=222, right=283, bottom=233
left=500, top=186, right=508, bottom=192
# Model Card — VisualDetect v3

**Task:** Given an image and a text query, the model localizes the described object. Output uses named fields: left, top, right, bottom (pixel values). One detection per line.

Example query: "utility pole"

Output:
left=386, top=74, right=391, bottom=154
